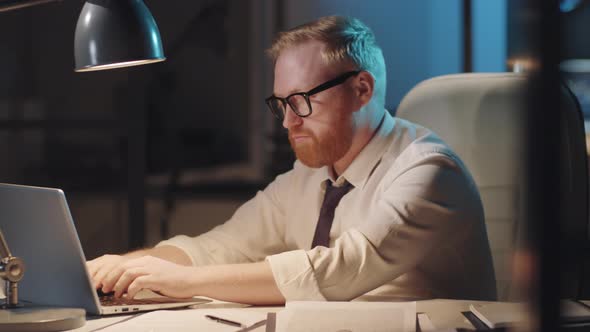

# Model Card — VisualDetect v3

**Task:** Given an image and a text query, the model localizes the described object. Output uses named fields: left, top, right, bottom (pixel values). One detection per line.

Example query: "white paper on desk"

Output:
left=469, top=302, right=526, bottom=328
left=417, top=313, right=435, bottom=332
left=98, top=308, right=267, bottom=332
left=276, top=301, right=416, bottom=332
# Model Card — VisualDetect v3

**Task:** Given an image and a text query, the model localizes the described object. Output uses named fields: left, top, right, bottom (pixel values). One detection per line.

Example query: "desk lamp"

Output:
left=0, top=0, right=166, bottom=71
left=74, top=0, right=166, bottom=72
left=0, top=228, right=86, bottom=331
left=0, top=0, right=165, bottom=330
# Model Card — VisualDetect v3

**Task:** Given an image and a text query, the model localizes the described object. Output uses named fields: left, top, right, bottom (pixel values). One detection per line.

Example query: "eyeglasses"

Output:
left=265, top=70, right=361, bottom=121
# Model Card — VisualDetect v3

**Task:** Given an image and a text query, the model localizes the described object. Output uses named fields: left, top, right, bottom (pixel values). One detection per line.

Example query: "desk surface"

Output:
left=65, top=298, right=498, bottom=332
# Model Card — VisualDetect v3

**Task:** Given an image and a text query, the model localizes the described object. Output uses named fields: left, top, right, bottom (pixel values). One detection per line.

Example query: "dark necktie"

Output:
left=311, top=181, right=354, bottom=248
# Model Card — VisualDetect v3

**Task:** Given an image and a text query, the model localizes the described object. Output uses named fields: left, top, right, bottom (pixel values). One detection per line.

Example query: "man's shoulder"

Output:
left=387, top=117, right=459, bottom=163
left=380, top=117, right=477, bottom=189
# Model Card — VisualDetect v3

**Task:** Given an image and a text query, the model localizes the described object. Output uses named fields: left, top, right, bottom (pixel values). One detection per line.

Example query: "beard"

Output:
left=288, top=120, right=354, bottom=168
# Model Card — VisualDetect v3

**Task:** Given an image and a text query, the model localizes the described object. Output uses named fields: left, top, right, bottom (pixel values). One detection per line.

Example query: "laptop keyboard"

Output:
left=99, top=295, right=163, bottom=306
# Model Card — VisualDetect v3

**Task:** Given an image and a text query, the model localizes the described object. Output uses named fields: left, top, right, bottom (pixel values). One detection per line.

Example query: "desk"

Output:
left=64, top=299, right=497, bottom=332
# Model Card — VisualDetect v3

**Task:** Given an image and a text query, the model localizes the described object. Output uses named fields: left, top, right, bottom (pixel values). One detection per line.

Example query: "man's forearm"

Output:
left=189, top=261, right=285, bottom=305
left=94, top=251, right=286, bottom=304
left=125, top=245, right=192, bottom=266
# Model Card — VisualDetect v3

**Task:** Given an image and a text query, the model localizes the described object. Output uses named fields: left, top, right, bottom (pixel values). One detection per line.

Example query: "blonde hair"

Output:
left=267, top=16, right=386, bottom=106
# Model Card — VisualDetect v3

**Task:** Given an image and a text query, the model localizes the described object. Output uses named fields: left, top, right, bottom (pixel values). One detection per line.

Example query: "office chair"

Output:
left=396, top=73, right=588, bottom=301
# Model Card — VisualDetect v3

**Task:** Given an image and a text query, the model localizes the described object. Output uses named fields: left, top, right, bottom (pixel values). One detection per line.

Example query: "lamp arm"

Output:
left=0, top=229, right=11, bottom=259
left=0, top=0, right=62, bottom=13
left=0, top=228, right=25, bottom=308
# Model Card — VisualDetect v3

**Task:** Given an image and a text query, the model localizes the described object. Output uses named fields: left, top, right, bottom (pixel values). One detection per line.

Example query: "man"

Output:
left=88, top=16, right=497, bottom=304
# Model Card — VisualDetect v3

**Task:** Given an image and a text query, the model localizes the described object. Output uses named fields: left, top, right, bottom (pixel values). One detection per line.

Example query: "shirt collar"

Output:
left=318, top=111, right=396, bottom=190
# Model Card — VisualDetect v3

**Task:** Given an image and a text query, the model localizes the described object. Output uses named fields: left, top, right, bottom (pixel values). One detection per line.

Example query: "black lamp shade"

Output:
left=74, top=0, right=165, bottom=72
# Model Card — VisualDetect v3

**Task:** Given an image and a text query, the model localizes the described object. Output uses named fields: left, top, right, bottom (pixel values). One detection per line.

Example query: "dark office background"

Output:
left=0, top=0, right=274, bottom=258
left=0, top=0, right=507, bottom=259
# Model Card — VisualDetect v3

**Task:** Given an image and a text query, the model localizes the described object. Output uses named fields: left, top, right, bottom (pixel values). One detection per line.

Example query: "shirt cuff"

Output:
left=156, top=235, right=198, bottom=266
left=266, top=249, right=326, bottom=301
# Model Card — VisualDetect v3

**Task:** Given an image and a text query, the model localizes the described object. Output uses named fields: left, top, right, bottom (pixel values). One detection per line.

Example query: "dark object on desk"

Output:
left=556, top=299, right=590, bottom=331
left=461, top=311, right=494, bottom=331
left=561, top=299, right=590, bottom=324
left=205, top=314, right=244, bottom=328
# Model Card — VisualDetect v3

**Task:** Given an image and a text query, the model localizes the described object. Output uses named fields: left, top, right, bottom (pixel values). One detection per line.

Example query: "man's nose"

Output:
left=282, top=105, right=302, bottom=129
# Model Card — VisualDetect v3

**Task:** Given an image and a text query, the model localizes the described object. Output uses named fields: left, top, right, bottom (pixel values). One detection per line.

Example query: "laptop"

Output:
left=0, top=183, right=210, bottom=315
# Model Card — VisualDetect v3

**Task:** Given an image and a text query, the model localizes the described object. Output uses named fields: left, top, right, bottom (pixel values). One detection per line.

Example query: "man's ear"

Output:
left=355, top=71, right=375, bottom=106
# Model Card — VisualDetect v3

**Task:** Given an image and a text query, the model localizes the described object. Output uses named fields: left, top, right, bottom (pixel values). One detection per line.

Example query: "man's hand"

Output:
left=89, top=255, right=197, bottom=299
left=112, top=256, right=196, bottom=299
left=87, top=254, right=133, bottom=291
left=87, top=245, right=194, bottom=296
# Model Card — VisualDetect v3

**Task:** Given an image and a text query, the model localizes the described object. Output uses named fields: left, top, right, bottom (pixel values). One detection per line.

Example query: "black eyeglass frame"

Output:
left=265, top=70, right=362, bottom=120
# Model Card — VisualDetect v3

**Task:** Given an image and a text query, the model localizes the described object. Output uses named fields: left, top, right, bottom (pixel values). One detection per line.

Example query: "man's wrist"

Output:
left=185, top=266, right=206, bottom=297
left=124, top=248, right=151, bottom=259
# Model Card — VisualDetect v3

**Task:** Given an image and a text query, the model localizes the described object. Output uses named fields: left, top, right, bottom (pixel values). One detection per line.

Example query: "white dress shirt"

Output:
left=157, top=112, right=497, bottom=301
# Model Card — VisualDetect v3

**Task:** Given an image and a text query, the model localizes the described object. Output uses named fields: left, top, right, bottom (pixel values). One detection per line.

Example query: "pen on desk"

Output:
left=205, top=314, right=244, bottom=328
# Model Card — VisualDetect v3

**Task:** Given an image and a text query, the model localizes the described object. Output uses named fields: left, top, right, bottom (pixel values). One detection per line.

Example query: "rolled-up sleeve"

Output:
left=267, top=154, right=480, bottom=301
left=266, top=250, right=326, bottom=301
